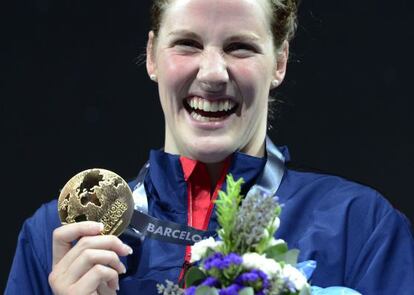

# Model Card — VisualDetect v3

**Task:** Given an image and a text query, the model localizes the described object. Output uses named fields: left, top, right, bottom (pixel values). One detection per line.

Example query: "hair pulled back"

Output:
left=150, top=0, right=299, bottom=49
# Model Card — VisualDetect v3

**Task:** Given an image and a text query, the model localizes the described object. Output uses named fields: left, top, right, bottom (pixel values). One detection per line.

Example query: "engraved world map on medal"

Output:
left=58, top=169, right=134, bottom=236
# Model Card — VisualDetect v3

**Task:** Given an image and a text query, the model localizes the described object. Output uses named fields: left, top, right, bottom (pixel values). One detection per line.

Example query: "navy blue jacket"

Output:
left=6, top=147, right=414, bottom=294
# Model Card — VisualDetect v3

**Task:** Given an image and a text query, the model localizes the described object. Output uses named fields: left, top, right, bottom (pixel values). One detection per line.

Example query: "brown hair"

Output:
left=150, top=0, right=299, bottom=49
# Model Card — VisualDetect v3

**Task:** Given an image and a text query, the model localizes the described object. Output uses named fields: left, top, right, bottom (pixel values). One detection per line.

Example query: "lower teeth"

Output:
left=191, top=111, right=225, bottom=122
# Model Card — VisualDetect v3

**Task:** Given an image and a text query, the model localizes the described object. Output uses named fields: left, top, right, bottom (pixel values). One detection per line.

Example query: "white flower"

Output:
left=190, top=237, right=222, bottom=263
left=242, top=252, right=282, bottom=278
left=281, top=264, right=309, bottom=291
left=268, top=238, right=285, bottom=247
left=272, top=217, right=280, bottom=231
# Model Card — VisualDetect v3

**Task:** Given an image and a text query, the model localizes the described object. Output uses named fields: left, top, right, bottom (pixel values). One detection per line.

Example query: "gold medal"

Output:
left=58, top=169, right=134, bottom=236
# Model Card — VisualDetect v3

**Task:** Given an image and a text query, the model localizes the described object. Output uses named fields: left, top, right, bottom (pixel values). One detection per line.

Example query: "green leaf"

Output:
left=214, top=174, right=245, bottom=254
left=264, top=243, right=299, bottom=265
left=275, top=205, right=282, bottom=217
left=264, top=242, right=288, bottom=260
left=185, top=266, right=207, bottom=287
left=238, top=287, right=254, bottom=295
left=284, top=249, right=300, bottom=265
left=195, top=286, right=219, bottom=295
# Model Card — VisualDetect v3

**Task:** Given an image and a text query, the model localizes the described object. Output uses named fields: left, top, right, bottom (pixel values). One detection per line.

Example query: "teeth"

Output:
left=224, top=100, right=229, bottom=111
left=204, top=100, right=211, bottom=112
left=186, top=97, right=236, bottom=112
left=190, top=111, right=226, bottom=122
left=219, top=101, right=224, bottom=111
left=210, top=101, right=218, bottom=112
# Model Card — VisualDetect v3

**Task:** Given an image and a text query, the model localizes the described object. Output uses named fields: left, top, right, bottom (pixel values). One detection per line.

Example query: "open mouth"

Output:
left=183, top=96, right=238, bottom=122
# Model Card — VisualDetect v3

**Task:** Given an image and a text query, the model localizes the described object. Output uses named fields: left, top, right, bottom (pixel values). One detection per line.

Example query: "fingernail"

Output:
left=98, top=223, right=104, bottom=231
left=124, top=244, right=133, bottom=255
left=121, top=263, right=127, bottom=274
left=116, top=283, right=120, bottom=291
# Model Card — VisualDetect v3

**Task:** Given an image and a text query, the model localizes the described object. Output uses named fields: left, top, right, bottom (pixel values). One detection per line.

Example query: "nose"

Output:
left=196, top=49, right=229, bottom=92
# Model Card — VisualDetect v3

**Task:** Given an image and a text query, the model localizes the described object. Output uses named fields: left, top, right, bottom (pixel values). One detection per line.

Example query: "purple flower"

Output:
left=226, top=253, right=243, bottom=265
left=235, top=269, right=270, bottom=292
left=218, top=284, right=242, bottom=295
left=238, top=272, right=260, bottom=282
left=203, top=253, right=242, bottom=271
left=185, top=286, right=196, bottom=295
left=202, top=277, right=220, bottom=288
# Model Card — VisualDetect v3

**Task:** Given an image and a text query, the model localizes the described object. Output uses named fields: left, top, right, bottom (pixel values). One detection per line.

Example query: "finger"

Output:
left=64, top=249, right=126, bottom=285
left=52, top=222, right=104, bottom=266
left=56, top=235, right=132, bottom=273
left=105, top=274, right=120, bottom=291
left=97, top=281, right=117, bottom=295
left=73, top=264, right=119, bottom=294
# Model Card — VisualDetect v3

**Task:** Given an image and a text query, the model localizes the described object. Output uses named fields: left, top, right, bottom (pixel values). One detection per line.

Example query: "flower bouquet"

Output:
left=157, top=175, right=361, bottom=295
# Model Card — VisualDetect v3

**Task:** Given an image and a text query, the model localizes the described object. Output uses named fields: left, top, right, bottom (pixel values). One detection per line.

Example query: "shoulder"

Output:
left=281, top=168, right=393, bottom=215
left=277, top=168, right=411, bottom=242
left=278, top=169, right=414, bottom=287
left=24, top=200, right=60, bottom=232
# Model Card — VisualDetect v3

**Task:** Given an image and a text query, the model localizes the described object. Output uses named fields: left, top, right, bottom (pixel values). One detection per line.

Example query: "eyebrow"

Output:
left=168, top=30, right=201, bottom=40
left=167, top=29, right=261, bottom=43
left=226, top=33, right=261, bottom=43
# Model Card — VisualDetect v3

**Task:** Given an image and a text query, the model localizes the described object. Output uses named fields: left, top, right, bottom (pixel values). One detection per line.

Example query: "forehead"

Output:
left=160, top=0, right=271, bottom=37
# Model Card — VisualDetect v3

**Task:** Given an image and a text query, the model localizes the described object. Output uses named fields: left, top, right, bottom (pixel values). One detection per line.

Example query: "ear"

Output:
left=146, top=31, right=157, bottom=80
left=271, top=40, right=289, bottom=89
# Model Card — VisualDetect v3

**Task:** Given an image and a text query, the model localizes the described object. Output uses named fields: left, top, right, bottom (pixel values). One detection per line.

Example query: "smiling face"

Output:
left=147, top=0, right=288, bottom=163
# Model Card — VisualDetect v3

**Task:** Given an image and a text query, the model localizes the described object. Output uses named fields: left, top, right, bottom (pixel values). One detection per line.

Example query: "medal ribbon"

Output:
left=129, top=210, right=216, bottom=245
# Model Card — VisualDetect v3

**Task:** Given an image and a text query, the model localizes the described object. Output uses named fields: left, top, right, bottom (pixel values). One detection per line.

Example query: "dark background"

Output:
left=2, top=0, right=413, bottom=291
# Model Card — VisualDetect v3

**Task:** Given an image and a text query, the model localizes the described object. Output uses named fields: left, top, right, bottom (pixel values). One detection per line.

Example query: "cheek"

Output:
left=157, top=55, right=197, bottom=116
left=159, top=54, right=196, bottom=89
left=231, top=60, right=270, bottom=109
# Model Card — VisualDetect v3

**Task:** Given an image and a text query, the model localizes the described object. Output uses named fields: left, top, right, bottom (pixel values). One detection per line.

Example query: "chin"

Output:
left=186, top=138, right=237, bottom=163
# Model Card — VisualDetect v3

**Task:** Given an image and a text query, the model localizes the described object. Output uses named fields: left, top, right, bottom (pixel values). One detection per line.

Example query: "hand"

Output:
left=48, top=222, right=133, bottom=295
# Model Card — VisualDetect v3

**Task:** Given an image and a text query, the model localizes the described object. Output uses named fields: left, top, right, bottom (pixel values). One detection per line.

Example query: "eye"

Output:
left=225, top=42, right=258, bottom=57
left=172, top=39, right=203, bottom=51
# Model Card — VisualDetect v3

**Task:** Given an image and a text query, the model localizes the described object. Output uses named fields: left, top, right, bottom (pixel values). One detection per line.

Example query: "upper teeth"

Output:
left=187, top=97, right=236, bottom=112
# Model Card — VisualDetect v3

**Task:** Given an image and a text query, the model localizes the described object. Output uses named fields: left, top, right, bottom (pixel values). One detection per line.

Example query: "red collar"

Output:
left=179, top=156, right=231, bottom=230
left=178, top=156, right=231, bottom=282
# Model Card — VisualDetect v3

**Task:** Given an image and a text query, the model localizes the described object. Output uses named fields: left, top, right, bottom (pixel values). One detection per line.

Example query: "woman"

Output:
left=6, top=0, right=414, bottom=294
